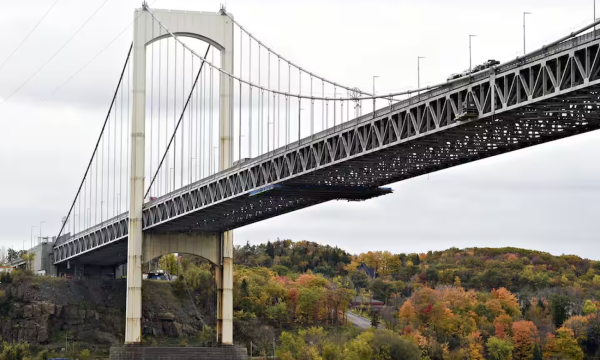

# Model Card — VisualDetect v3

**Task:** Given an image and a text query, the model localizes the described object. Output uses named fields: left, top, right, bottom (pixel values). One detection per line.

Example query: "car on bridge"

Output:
left=146, top=269, right=172, bottom=281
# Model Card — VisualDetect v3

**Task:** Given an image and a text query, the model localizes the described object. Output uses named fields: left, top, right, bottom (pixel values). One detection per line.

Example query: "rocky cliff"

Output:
left=0, top=275, right=207, bottom=348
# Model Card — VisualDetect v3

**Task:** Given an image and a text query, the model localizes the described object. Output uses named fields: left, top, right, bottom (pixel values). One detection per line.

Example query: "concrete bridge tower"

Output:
left=127, top=6, right=234, bottom=345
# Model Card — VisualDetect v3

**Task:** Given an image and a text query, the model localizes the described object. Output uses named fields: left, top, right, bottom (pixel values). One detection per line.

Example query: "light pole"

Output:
left=417, top=57, right=425, bottom=99
left=39, top=221, right=45, bottom=245
left=170, top=168, right=174, bottom=191
left=523, top=12, right=532, bottom=54
left=469, top=35, right=477, bottom=76
left=372, top=76, right=379, bottom=117
left=213, top=147, right=218, bottom=174
left=298, top=108, right=305, bottom=141
left=30, top=226, right=36, bottom=249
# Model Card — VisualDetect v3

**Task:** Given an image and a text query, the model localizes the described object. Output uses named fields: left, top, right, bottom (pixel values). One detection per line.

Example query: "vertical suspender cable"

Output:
left=189, top=55, right=193, bottom=185
left=209, top=48, right=214, bottom=174
left=322, top=80, right=325, bottom=130
left=258, top=45, right=262, bottom=155
left=181, top=47, right=185, bottom=186
left=277, top=57, right=280, bottom=149
left=56, top=43, right=132, bottom=238
left=298, top=68, right=301, bottom=141
left=157, top=33, right=162, bottom=195
left=165, top=37, right=170, bottom=194
left=173, top=41, right=177, bottom=191
left=120, top=63, right=124, bottom=213
left=113, top=83, right=118, bottom=212
left=267, top=51, right=271, bottom=152
left=310, top=76, right=313, bottom=137
left=238, top=27, right=242, bottom=161
left=106, top=90, right=111, bottom=218
left=248, top=38, right=252, bottom=158
left=150, top=22, right=154, bottom=198
left=196, top=63, right=201, bottom=181
left=126, top=56, right=131, bottom=209
left=144, top=45, right=211, bottom=198
left=287, top=62, right=291, bottom=145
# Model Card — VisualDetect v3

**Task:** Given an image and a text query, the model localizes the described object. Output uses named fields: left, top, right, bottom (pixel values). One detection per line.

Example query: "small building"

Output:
left=357, top=262, right=376, bottom=280
left=350, top=295, right=385, bottom=309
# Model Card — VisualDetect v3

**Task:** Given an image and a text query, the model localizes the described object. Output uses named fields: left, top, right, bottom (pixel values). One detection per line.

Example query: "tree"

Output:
left=351, top=271, right=370, bottom=290
left=371, top=310, right=380, bottom=328
left=256, top=325, right=275, bottom=359
left=371, top=330, right=420, bottom=360
left=544, top=328, right=584, bottom=360
left=158, top=253, right=178, bottom=275
left=486, top=337, right=513, bottom=360
left=21, top=252, right=34, bottom=271
left=512, top=320, right=538, bottom=360
left=583, top=299, right=598, bottom=315
left=0, top=341, right=31, bottom=360
left=549, top=294, right=572, bottom=328
left=532, top=343, right=542, bottom=360
left=6, top=248, right=19, bottom=263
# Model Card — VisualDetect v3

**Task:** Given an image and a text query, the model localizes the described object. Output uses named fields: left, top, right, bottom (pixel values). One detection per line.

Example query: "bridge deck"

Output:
left=55, top=28, right=600, bottom=266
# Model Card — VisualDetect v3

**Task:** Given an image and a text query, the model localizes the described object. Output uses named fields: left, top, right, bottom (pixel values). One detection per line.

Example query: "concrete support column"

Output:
left=217, top=12, right=234, bottom=346
left=217, top=231, right=233, bottom=345
left=125, top=9, right=148, bottom=345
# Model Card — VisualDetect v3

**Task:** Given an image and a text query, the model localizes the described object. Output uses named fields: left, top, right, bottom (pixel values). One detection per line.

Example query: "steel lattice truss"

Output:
left=55, top=30, right=600, bottom=265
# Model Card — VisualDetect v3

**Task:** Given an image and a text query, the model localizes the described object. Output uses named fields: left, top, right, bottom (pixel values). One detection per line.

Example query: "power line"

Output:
left=0, top=0, right=108, bottom=107
left=0, top=0, right=60, bottom=74
left=41, top=0, right=161, bottom=102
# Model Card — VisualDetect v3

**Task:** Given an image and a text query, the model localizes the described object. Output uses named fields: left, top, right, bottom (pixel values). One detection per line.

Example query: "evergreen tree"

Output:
left=266, top=241, right=275, bottom=258
left=532, top=343, right=543, bottom=360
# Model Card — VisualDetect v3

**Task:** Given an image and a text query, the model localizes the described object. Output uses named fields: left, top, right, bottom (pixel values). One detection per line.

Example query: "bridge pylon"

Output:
left=128, top=7, right=234, bottom=345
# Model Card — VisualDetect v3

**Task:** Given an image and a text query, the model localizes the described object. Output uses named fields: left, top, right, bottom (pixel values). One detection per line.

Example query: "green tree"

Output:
left=549, top=294, right=572, bottom=328
left=371, top=330, right=420, bottom=360
left=0, top=341, right=31, bottom=360
left=532, top=343, right=542, bottom=360
left=351, top=271, right=370, bottom=290
left=583, top=299, right=598, bottom=315
left=371, top=310, right=380, bottom=328
left=486, top=336, right=513, bottom=360
left=158, top=253, right=179, bottom=275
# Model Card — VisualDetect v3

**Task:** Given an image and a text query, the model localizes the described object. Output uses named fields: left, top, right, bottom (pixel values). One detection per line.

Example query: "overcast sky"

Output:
left=1, top=0, right=599, bottom=260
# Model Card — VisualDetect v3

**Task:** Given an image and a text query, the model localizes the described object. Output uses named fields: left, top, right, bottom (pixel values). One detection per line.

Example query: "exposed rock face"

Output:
left=0, top=277, right=207, bottom=346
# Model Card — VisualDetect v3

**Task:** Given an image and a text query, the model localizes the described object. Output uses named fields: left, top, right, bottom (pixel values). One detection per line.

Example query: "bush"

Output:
left=371, top=330, right=420, bottom=360
left=0, top=341, right=31, bottom=360
left=79, top=349, right=91, bottom=360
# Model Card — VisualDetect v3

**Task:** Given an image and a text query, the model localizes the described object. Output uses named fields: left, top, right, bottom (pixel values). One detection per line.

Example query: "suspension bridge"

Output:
left=46, top=3, right=600, bottom=347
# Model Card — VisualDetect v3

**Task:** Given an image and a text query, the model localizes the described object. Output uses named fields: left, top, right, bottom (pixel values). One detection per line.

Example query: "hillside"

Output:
left=1, top=241, right=599, bottom=359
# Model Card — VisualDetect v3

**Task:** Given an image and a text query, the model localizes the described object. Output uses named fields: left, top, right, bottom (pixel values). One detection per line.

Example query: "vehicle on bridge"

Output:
left=146, top=269, right=172, bottom=281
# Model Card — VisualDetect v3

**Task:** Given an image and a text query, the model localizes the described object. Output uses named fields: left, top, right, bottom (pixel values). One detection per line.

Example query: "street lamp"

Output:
left=372, top=76, right=379, bottom=117
left=523, top=12, right=532, bottom=54
left=30, top=226, right=36, bottom=249
left=469, top=35, right=477, bottom=76
left=417, top=57, right=425, bottom=99
left=39, top=221, right=45, bottom=245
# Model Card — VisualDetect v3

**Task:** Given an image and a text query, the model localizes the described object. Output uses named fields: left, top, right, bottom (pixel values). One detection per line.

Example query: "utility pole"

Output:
left=523, top=12, right=532, bottom=54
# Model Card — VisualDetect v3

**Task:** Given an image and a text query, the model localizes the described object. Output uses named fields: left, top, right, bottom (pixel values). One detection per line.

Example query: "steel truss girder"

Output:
left=54, top=31, right=600, bottom=265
